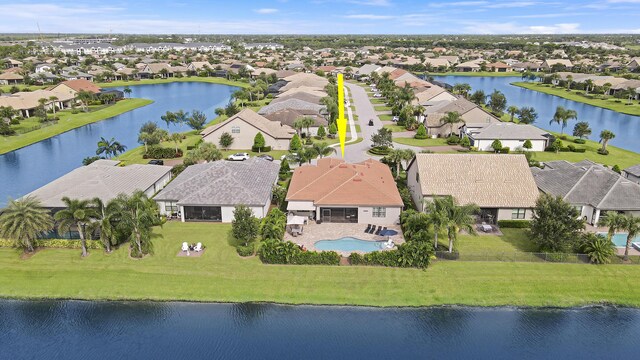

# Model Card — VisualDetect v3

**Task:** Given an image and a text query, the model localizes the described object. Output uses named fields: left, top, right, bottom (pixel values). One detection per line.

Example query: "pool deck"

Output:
left=284, top=222, right=404, bottom=255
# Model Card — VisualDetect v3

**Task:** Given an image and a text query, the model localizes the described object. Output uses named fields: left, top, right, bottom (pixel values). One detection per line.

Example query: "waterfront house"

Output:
left=0, top=71, right=23, bottom=85
left=623, top=164, right=640, bottom=184
left=154, top=158, right=279, bottom=222
left=541, top=59, right=574, bottom=71
left=200, top=109, right=295, bottom=150
left=531, top=160, right=640, bottom=225
left=286, top=158, right=404, bottom=225
left=465, top=123, right=553, bottom=152
left=406, top=154, right=539, bottom=224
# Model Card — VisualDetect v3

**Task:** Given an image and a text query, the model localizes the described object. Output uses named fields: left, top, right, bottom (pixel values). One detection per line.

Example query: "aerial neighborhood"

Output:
left=2, top=33, right=640, bottom=310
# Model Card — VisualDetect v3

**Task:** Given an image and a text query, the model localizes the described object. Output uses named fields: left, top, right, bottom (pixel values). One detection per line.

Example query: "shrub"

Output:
left=574, top=138, right=586, bottom=144
left=414, top=124, right=428, bottom=139
left=612, top=165, right=621, bottom=174
left=143, top=147, right=183, bottom=159
left=558, top=134, right=568, bottom=140
left=497, top=220, right=532, bottom=228
left=567, top=144, right=576, bottom=152
left=446, top=135, right=460, bottom=145
left=460, top=136, right=470, bottom=147
left=0, top=238, right=103, bottom=249
left=498, top=147, right=510, bottom=154
left=259, top=240, right=340, bottom=265
left=369, top=146, right=391, bottom=155
left=597, top=148, right=609, bottom=155
left=236, top=244, right=255, bottom=257
left=348, top=242, right=433, bottom=269
left=251, top=145, right=272, bottom=152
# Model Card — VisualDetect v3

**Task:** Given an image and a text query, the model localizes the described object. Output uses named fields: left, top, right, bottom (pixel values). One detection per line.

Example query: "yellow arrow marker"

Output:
left=337, top=73, right=347, bottom=158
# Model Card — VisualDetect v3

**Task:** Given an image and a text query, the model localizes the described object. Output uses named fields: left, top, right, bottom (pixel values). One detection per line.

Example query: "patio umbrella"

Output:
left=379, top=229, right=398, bottom=237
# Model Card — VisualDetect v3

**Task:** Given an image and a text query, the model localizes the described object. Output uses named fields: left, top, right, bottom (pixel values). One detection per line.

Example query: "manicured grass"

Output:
left=0, top=99, right=153, bottom=155
left=379, top=114, right=394, bottom=121
left=2, top=222, right=640, bottom=307
left=393, top=137, right=448, bottom=147
left=383, top=124, right=407, bottom=132
left=374, top=105, right=392, bottom=112
left=370, top=98, right=387, bottom=104
left=97, top=77, right=249, bottom=89
left=512, top=82, right=640, bottom=116
left=0, top=84, right=47, bottom=93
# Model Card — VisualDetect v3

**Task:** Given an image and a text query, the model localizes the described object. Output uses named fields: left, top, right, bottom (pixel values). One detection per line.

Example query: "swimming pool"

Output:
left=314, top=237, right=386, bottom=252
left=597, top=232, right=640, bottom=247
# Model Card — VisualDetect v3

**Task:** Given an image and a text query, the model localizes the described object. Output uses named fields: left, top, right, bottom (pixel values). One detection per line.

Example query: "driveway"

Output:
left=331, top=82, right=422, bottom=162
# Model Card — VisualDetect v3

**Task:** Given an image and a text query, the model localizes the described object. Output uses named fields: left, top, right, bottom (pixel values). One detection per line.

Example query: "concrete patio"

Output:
left=284, top=222, right=404, bottom=255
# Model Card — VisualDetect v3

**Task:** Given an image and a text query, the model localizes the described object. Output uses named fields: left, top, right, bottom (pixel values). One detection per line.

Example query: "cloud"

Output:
left=484, top=1, right=538, bottom=8
left=344, top=14, right=394, bottom=19
left=254, top=8, right=279, bottom=14
left=462, top=21, right=581, bottom=34
left=510, top=12, right=590, bottom=19
left=349, top=0, right=392, bottom=5
left=428, top=1, right=489, bottom=7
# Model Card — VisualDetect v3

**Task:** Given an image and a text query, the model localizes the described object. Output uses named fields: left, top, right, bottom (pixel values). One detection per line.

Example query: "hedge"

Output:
left=251, top=146, right=272, bottom=152
left=497, top=220, right=532, bottom=228
left=143, top=147, right=183, bottom=159
left=574, top=138, right=586, bottom=144
left=0, top=238, right=103, bottom=249
left=369, top=146, right=391, bottom=155
left=349, top=242, right=433, bottom=269
left=236, top=244, right=255, bottom=257
left=259, top=239, right=340, bottom=265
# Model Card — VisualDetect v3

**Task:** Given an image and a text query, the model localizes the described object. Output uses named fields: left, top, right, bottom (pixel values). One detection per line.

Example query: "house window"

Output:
left=574, top=205, right=583, bottom=215
left=372, top=207, right=386, bottom=218
left=165, top=201, right=178, bottom=214
left=415, top=172, right=419, bottom=183
left=512, top=209, right=526, bottom=220
left=231, top=126, right=240, bottom=134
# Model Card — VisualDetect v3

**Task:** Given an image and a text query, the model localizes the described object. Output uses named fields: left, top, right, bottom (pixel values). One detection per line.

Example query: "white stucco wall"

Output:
left=202, top=117, right=291, bottom=150
left=358, top=206, right=401, bottom=225
left=496, top=208, right=533, bottom=221
left=473, top=138, right=546, bottom=152
left=405, top=161, right=425, bottom=212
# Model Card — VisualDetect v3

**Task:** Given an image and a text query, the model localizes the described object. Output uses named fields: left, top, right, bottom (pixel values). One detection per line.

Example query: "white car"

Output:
left=392, top=116, right=399, bottom=122
left=373, top=93, right=383, bottom=98
left=228, top=152, right=250, bottom=161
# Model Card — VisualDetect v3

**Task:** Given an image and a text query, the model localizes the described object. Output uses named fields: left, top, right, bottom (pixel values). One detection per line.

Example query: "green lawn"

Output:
left=370, top=98, right=387, bottom=104
left=2, top=222, right=640, bottom=307
left=98, top=77, right=249, bottom=89
left=512, top=82, right=640, bottom=116
left=393, top=137, right=448, bottom=147
left=383, top=124, right=407, bottom=132
left=374, top=105, right=392, bottom=112
left=0, top=99, right=153, bottom=155
left=379, top=114, right=394, bottom=121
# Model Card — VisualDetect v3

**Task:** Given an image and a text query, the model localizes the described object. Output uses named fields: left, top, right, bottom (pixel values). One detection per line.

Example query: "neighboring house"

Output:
left=200, top=109, right=295, bottom=150
left=50, top=79, right=102, bottom=98
left=286, top=158, right=404, bottom=224
left=486, top=62, right=513, bottom=72
left=511, top=62, right=542, bottom=72
left=423, top=98, right=499, bottom=137
left=263, top=109, right=327, bottom=136
left=412, top=85, right=457, bottom=106
left=0, top=89, right=75, bottom=117
left=243, top=43, right=284, bottom=50
left=465, top=123, right=553, bottom=152
left=628, top=57, right=640, bottom=71
left=35, top=63, right=54, bottom=74
left=623, top=164, right=640, bottom=184
left=24, top=160, right=172, bottom=209
left=532, top=160, right=640, bottom=225
left=0, top=72, right=23, bottom=85
left=406, top=154, right=539, bottom=224
left=154, top=158, right=279, bottom=222
left=423, top=58, right=451, bottom=70
left=455, top=60, right=482, bottom=72
left=541, top=59, right=574, bottom=71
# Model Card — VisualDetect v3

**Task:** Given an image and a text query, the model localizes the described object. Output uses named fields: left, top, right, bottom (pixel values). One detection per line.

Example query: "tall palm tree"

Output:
left=507, top=106, right=519, bottom=122
left=96, top=137, right=127, bottom=159
left=311, top=142, right=336, bottom=158
left=440, top=111, right=462, bottom=136
left=76, top=90, right=93, bottom=112
left=123, top=86, right=132, bottom=98
left=0, top=196, right=53, bottom=253
left=584, top=79, right=594, bottom=95
left=387, top=149, right=407, bottom=179
left=598, top=212, right=627, bottom=243
left=599, top=129, right=615, bottom=153
left=90, top=198, right=118, bottom=253
left=300, top=116, right=316, bottom=137
left=445, top=198, right=479, bottom=253
left=424, top=197, right=450, bottom=250
left=54, top=197, right=99, bottom=257
left=292, top=118, right=305, bottom=137
left=48, top=96, right=59, bottom=116
left=622, top=215, right=640, bottom=261
left=112, top=191, right=159, bottom=257
left=550, top=106, right=578, bottom=135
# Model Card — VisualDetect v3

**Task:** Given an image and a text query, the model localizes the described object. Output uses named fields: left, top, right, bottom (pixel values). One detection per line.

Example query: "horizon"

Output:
left=1, top=0, right=640, bottom=35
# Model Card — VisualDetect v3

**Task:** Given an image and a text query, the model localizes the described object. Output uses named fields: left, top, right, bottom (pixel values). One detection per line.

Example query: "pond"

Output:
left=0, top=300, right=638, bottom=359
left=0, top=82, right=238, bottom=206
left=431, top=76, right=640, bottom=153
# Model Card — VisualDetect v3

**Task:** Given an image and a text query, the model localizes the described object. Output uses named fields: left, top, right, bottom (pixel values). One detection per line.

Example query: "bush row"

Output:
left=0, top=238, right=103, bottom=249
left=496, top=220, right=532, bottom=228
left=349, top=242, right=433, bottom=269
left=259, top=240, right=340, bottom=265
left=369, top=146, right=390, bottom=155
left=143, top=147, right=183, bottom=159
left=251, top=146, right=272, bottom=153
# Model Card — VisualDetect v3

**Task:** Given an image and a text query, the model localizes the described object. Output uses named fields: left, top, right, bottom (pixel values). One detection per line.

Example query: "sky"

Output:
left=1, top=0, right=640, bottom=35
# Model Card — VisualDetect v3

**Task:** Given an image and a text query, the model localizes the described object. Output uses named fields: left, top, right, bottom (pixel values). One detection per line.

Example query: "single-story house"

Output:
left=423, top=98, right=499, bottom=137
left=200, top=108, right=295, bottom=150
left=0, top=72, right=24, bottom=85
left=406, top=154, right=540, bottom=224
left=50, top=79, right=102, bottom=98
left=532, top=160, right=640, bottom=225
left=263, top=109, right=327, bottom=136
left=286, top=158, right=404, bottom=224
left=154, top=158, right=279, bottom=222
left=541, top=59, right=573, bottom=71
left=455, top=60, right=482, bottom=72
left=486, top=62, right=513, bottom=72
left=24, top=160, right=172, bottom=210
left=623, top=164, right=640, bottom=184
left=465, top=123, right=553, bottom=152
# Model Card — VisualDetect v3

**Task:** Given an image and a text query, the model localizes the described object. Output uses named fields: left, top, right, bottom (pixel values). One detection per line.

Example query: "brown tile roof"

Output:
left=286, top=158, right=403, bottom=207
left=409, top=154, right=539, bottom=208
left=200, top=108, right=295, bottom=139
left=59, top=79, right=102, bottom=94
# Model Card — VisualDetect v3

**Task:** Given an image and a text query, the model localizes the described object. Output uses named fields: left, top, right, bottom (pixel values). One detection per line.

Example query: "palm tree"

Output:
left=169, top=133, right=183, bottom=154
left=602, top=82, right=612, bottom=96
left=584, top=79, right=594, bottom=95
left=387, top=149, right=407, bottom=179
left=48, top=96, right=59, bottom=116
left=112, top=191, right=159, bottom=257
left=566, top=74, right=573, bottom=89
left=550, top=106, right=578, bottom=135
left=424, top=197, right=450, bottom=250
left=123, top=86, right=132, bottom=98
left=599, top=129, right=615, bottom=153
left=311, top=142, right=336, bottom=158
left=507, top=106, right=519, bottom=122
left=0, top=196, right=53, bottom=253
left=622, top=215, right=640, bottom=261
left=54, top=197, right=99, bottom=257
left=445, top=198, right=479, bottom=253
left=598, top=212, right=627, bottom=243
left=90, top=198, right=118, bottom=253
left=96, top=137, right=127, bottom=158
left=440, top=111, right=461, bottom=136
left=292, top=118, right=305, bottom=137
left=300, top=116, right=316, bottom=138
left=76, top=90, right=93, bottom=112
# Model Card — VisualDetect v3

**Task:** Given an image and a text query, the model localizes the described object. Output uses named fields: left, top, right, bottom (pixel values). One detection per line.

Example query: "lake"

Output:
left=431, top=76, right=640, bottom=153
left=0, top=300, right=638, bottom=359
left=0, top=82, right=237, bottom=206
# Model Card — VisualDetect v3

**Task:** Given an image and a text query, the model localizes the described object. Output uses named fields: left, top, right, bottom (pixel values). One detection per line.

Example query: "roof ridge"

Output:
left=287, top=162, right=342, bottom=199
left=561, top=165, right=594, bottom=203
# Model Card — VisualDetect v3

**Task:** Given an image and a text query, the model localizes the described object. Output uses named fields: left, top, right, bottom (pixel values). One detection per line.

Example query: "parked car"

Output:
left=368, top=119, right=374, bottom=126
left=392, top=116, right=399, bottom=122
left=373, top=93, right=383, bottom=98
left=148, top=159, right=164, bottom=165
left=228, top=153, right=250, bottom=161
left=257, top=154, right=274, bottom=161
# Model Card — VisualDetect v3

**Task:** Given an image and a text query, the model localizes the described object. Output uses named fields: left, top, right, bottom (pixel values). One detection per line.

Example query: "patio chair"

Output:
left=364, top=224, right=372, bottom=233
left=181, top=242, right=188, bottom=252
left=194, top=242, right=203, bottom=252
left=375, top=226, right=382, bottom=235
left=368, top=225, right=376, bottom=234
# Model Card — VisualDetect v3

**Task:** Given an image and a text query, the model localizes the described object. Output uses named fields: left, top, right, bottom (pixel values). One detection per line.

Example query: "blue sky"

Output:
left=1, top=0, right=639, bottom=34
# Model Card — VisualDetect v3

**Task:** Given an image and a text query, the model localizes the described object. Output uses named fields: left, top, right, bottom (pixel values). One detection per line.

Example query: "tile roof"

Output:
left=624, top=164, right=640, bottom=177
left=200, top=108, right=296, bottom=139
left=257, top=98, right=324, bottom=115
left=57, top=79, right=102, bottom=94
left=409, top=154, right=539, bottom=208
left=154, top=158, right=279, bottom=206
left=25, top=161, right=172, bottom=208
left=286, top=158, right=403, bottom=207
left=469, top=123, right=551, bottom=140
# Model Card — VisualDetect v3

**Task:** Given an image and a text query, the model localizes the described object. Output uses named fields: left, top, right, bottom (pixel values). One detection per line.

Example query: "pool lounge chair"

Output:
left=375, top=226, right=382, bottom=235
left=633, top=242, right=640, bottom=251
left=369, top=225, right=377, bottom=234
left=365, top=224, right=372, bottom=233
left=194, top=242, right=203, bottom=252
left=181, top=242, right=189, bottom=252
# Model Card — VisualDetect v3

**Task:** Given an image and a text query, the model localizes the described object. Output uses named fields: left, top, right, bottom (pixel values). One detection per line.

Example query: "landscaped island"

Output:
left=1, top=221, right=640, bottom=307
left=512, top=81, right=640, bottom=116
